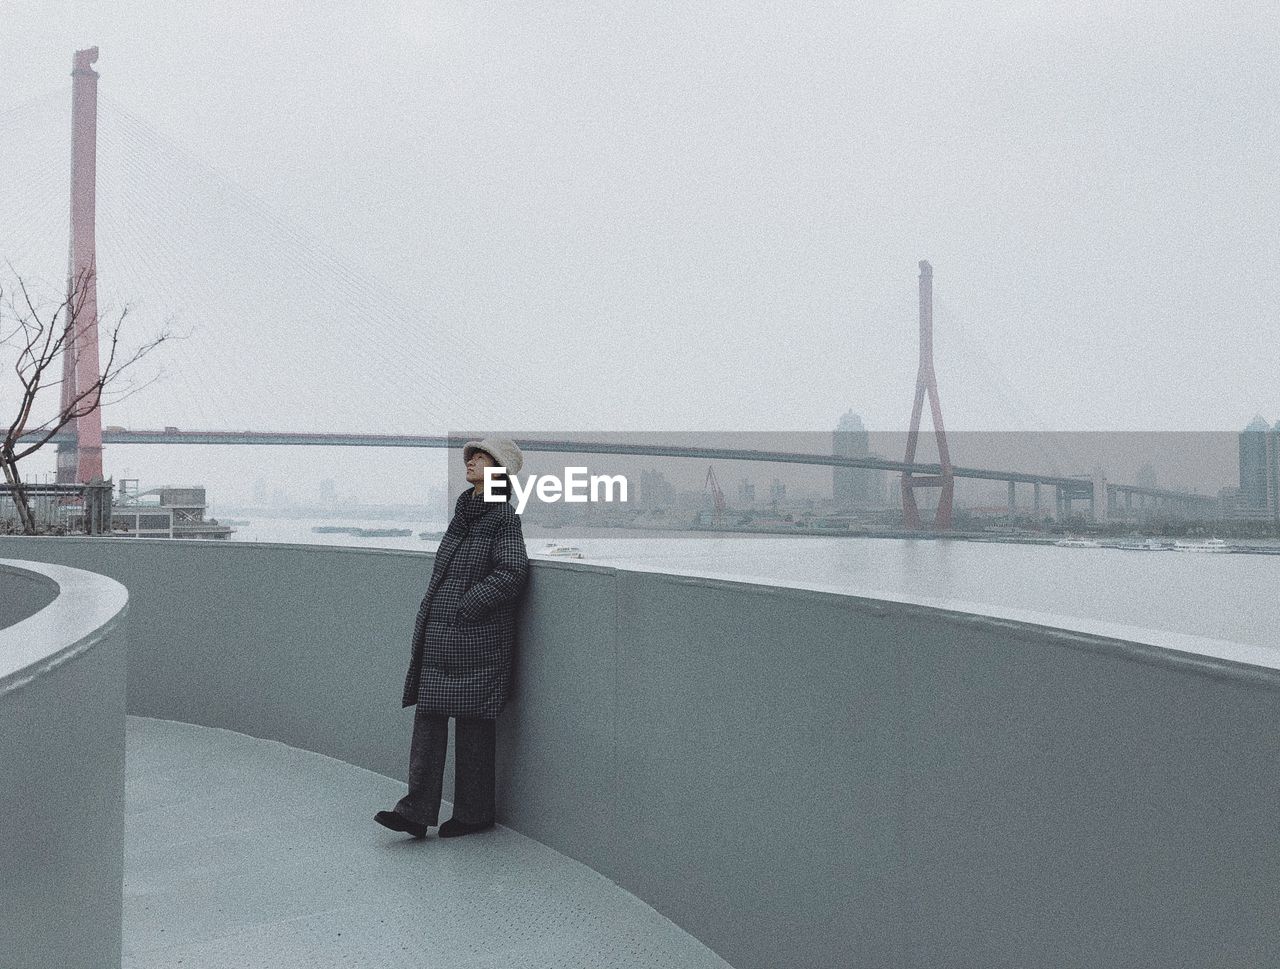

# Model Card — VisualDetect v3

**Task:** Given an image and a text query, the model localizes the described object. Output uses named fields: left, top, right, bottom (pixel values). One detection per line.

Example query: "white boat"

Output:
left=1106, top=539, right=1169, bottom=551
left=1173, top=538, right=1232, bottom=553
left=1054, top=537, right=1101, bottom=548
left=539, top=542, right=585, bottom=559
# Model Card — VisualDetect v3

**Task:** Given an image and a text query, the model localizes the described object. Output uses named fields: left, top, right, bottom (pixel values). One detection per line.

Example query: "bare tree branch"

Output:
left=0, top=264, right=173, bottom=533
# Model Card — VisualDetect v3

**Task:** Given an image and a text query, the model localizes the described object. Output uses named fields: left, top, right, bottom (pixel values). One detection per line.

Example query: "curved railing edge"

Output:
left=0, top=558, right=130, bottom=698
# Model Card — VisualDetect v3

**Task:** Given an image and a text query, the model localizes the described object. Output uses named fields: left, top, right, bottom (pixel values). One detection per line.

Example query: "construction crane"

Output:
left=704, top=465, right=726, bottom=524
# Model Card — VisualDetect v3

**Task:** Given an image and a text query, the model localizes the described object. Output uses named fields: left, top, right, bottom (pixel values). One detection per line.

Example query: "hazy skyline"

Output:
left=2, top=1, right=1277, bottom=502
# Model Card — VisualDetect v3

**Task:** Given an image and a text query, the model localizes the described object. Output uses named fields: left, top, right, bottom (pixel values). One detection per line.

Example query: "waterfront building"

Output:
left=636, top=468, right=676, bottom=511
left=832, top=410, right=885, bottom=509
left=111, top=484, right=233, bottom=539
left=1237, top=415, right=1280, bottom=523
left=768, top=477, right=786, bottom=510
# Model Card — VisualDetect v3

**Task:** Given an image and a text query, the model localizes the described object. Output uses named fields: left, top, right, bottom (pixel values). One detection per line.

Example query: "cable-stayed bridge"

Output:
left=1, top=51, right=1216, bottom=527
left=20, top=428, right=1214, bottom=522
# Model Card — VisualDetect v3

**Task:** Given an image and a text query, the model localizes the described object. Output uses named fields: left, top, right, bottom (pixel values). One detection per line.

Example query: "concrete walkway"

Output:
left=123, top=716, right=733, bottom=969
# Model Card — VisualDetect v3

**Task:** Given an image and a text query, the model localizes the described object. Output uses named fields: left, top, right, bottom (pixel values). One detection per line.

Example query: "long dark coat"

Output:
left=401, top=487, right=530, bottom=718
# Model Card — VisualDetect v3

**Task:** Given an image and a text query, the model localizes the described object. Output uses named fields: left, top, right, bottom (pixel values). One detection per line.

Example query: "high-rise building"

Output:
left=1235, top=416, right=1280, bottom=524
left=636, top=469, right=675, bottom=511
left=1272, top=421, right=1280, bottom=521
left=1239, top=415, right=1272, bottom=511
left=833, top=410, right=884, bottom=509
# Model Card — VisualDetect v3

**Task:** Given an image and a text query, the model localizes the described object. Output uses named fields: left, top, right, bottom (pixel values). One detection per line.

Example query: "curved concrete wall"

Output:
left=2, top=536, right=1278, bottom=969
left=0, top=562, right=57, bottom=628
left=0, top=559, right=129, bottom=969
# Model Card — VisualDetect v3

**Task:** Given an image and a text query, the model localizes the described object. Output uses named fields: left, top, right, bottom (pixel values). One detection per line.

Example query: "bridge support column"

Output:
left=57, top=47, right=104, bottom=484
left=1007, top=480, right=1016, bottom=514
left=1091, top=469, right=1107, bottom=523
left=1033, top=481, right=1041, bottom=517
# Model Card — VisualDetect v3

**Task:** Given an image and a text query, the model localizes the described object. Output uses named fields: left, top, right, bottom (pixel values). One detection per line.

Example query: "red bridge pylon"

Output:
left=56, top=46, right=105, bottom=484
left=900, top=260, right=953, bottom=530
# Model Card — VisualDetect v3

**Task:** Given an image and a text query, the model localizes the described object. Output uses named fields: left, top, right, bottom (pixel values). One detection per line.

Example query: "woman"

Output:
left=375, top=437, right=530, bottom=839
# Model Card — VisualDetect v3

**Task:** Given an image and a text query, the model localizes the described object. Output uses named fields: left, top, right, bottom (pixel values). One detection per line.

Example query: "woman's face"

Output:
left=465, top=450, right=499, bottom=487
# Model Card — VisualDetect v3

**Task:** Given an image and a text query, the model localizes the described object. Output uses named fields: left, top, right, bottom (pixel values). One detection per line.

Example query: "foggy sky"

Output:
left=2, top=1, right=1277, bottom=503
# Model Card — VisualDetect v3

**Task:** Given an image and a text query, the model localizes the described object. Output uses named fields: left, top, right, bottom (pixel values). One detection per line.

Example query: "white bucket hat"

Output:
left=462, top=437, right=524, bottom=476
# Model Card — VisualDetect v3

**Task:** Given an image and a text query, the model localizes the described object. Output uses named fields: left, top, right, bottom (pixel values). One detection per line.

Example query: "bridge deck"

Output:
left=123, top=716, right=731, bottom=969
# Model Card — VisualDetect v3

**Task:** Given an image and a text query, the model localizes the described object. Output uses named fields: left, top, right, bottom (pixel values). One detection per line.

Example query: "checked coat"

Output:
left=401, top=487, right=530, bottom=718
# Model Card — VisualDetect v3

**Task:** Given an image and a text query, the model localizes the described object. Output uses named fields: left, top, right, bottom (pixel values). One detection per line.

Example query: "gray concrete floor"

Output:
left=123, top=716, right=733, bottom=969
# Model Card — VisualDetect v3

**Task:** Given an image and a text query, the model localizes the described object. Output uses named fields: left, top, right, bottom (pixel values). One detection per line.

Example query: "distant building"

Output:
left=832, top=410, right=885, bottom=509
left=768, top=478, right=786, bottom=508
left=159, top=487, right=206, bottom=511
left=636, top=469, right=675, bottom=511
left=1136, top=464, right=1158, bottom=490
left=1231, top=415, right=1280, bottom=524
left=737, top=479, right=756, bottom=508
left=113, top=485, right=232, bottom=539
left=1239, top=416, right=1271, bottom=512
left=1235, top=414, right=1280, bottom=525
left=1219, top=486, right=1271, bottom=522
left=863, top=454, right=887, bottom=505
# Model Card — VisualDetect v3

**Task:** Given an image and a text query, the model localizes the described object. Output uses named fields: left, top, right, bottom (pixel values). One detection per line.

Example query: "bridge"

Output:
left=20, top=427, right=1218, bottom=522
left=2, top=49, right=1217, bottom=528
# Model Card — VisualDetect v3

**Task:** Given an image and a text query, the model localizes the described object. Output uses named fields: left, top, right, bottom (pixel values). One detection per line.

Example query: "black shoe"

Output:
left=375, top=810, right=429, bottom=839
left=437, top=817, right=495, bottom=838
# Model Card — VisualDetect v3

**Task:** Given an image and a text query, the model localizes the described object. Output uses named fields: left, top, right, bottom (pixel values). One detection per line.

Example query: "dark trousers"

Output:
left=394, top=707, right=495, bottom=827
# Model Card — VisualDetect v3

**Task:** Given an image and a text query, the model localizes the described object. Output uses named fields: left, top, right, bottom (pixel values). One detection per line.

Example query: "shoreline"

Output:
left=531, top=521, right=1280, bottom=554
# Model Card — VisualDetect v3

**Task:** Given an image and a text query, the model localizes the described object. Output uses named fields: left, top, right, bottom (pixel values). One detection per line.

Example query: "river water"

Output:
left=226, top=515, right=1276, bottom=651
